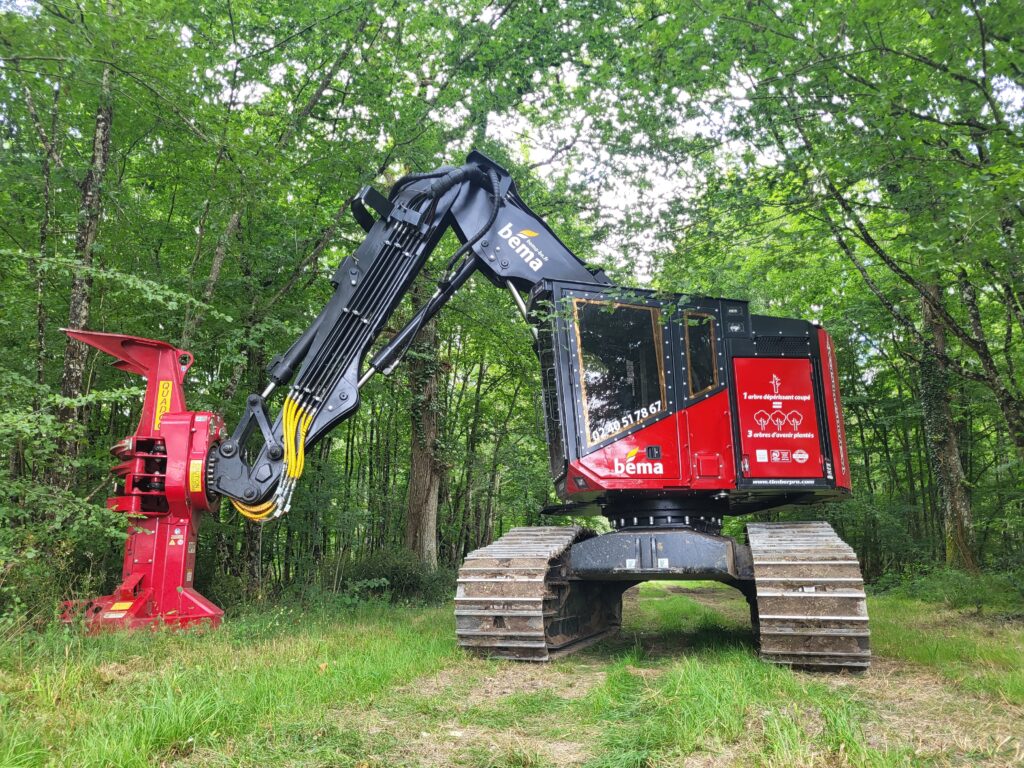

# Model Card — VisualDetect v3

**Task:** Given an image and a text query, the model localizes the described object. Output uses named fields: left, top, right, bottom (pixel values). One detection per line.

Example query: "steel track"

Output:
left=747, top=521, right=871, bottom=670
left=455, top=522, right=870, bottom=670
left=455, top=526, right=625, bottom=661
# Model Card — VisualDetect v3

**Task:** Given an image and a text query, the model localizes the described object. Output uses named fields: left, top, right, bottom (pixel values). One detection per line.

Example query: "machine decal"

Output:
left=734, top=358, right=823, bottom=479
left=498, top=222, right=546, bottom=271
left=154, top=380, right=173, bottom=429
left=189, top=459, right=204, bottom=493
left=818, top=328, right=852, bottom=489
left=612, top=447, right=665, bottom=475
left=591, top=399, right=663, bottom=444
left=573, top=411, right=682, bottom=487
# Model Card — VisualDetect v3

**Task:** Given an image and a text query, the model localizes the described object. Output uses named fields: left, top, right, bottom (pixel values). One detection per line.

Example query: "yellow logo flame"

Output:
left=626, top=448, right=639, bottom=462
left=518, top=229, right=539, bottom=237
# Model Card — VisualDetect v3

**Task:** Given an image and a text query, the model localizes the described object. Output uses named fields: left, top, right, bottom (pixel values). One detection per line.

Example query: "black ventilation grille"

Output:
left=753, top=336, right=812, bottom=357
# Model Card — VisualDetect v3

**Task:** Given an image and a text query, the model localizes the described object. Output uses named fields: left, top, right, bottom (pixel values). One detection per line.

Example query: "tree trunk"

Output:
left=243, top=520, right=263, bottom=598
left=181, top=208, right=241, bottom=347
left=59, top=65, right=113, bottom=429
left=404, top=313, right=441, bottom=570
left=919, top=287, right=977, bottom=571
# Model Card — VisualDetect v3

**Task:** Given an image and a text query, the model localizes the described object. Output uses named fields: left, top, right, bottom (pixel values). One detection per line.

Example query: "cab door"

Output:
left=558, top=287, right=683, bottom=488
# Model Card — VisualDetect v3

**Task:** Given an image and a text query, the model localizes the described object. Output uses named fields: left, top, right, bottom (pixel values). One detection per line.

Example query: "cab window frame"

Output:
left=684, top=311, right=718, bottom=398
left=571, top=297, right=669, bottom=448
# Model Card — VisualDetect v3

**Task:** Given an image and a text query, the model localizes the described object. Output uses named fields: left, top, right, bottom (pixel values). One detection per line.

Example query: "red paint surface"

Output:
left=60, top=330, right=223, bottom=631
left=818, top=328, right=852, bottom=490
left=572, top=411, right=683, bottom=490
left=567, top=390, right=736, bottom=493
left=681, top=390, right=737, bottom=489
left=734, top=357, right=823, bottom=479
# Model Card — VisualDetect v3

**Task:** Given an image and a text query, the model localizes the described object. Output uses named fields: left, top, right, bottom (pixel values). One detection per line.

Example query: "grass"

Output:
left=0, top=602, right=458, bottom=767
left=1, top=582, right=1022, bottom=767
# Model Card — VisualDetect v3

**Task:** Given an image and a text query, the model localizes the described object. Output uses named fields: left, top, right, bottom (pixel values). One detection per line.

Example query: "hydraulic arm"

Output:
left=208, top=152, right=607, bottom=521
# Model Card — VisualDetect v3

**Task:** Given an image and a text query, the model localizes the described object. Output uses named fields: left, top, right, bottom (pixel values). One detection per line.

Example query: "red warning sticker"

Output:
left=734, top=357, right=823, bottom=479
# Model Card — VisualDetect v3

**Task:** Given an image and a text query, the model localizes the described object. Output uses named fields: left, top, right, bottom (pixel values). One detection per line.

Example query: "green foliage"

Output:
left=1, top=0, right=1022, bottom=619
left=0, top=369, right=123, bottom=626
left=873, top=568, right=1024, bottom=614
left=349, top=548, right=456, bottom=603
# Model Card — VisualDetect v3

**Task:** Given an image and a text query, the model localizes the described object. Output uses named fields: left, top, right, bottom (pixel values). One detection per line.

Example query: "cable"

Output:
left=377, top=167, right=502, bottom=372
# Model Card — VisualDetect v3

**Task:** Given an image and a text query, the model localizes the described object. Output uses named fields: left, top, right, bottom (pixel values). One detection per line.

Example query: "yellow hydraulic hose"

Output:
left=232, top=498, right=276, bottom=521
left=230, top=395, right=312, bottom=522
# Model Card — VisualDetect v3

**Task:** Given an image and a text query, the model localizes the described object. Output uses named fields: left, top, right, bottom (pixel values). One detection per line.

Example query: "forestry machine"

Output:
left=64, top=152, right=869, bottom=670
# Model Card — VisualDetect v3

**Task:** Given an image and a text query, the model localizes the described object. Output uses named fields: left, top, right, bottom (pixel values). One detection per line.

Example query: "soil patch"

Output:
left=398, top=658, right=605, bottom=706
left=818, top=657, right=1024, bottom=765
left=391, top=723, right=589, bottom=768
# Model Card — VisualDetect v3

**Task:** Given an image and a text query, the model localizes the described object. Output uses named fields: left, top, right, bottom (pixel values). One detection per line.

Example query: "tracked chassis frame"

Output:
left=456, top=522, right=869, bottom=670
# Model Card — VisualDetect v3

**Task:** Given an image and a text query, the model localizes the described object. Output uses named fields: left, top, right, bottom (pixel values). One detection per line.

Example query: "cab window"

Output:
left=573, top=299, right=667, bottom=445
left=685, top=312, right=717, bottom=396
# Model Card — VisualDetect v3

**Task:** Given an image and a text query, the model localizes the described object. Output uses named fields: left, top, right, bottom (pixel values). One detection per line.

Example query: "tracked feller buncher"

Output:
left=64, top=153, right=868, bottom=670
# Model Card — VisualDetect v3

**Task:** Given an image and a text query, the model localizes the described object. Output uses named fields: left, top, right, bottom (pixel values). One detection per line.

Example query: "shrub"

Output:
left=877, top=568, right=1024, bottom=614
left=347, top=549, right=456, bottom=602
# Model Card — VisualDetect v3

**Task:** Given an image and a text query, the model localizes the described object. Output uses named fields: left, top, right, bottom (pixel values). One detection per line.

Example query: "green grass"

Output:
left=869, top=595, right=1024, bottom=704
left=0, top=602, right=457, bottom=767
left=1, top=583, right=1022, bottom=766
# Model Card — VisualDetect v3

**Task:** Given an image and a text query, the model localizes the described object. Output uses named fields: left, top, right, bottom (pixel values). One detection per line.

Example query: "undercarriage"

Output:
left=456, top=521, right=870, bottom=670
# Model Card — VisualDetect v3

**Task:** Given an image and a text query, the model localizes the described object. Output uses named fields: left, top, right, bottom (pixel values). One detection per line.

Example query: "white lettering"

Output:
left=497, top=222, right=546, bottom=272
left=612, top=459, right=665, bottom=475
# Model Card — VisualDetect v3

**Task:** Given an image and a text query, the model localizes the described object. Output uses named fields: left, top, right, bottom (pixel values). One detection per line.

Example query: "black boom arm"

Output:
left=209, top=151, right=609, bottom=520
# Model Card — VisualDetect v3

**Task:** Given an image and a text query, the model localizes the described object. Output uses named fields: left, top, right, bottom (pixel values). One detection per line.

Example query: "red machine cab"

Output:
left=530, top=281, right=851, bottom=525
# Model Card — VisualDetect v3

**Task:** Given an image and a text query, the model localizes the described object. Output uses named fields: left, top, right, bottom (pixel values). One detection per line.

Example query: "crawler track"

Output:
left=455, top=526, right=626, bottom=661
left=747, top=521, right=871, bottom=670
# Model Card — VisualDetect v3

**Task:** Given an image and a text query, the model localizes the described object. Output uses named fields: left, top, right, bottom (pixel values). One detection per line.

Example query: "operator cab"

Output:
left=529, top=280, right=851, bottom=527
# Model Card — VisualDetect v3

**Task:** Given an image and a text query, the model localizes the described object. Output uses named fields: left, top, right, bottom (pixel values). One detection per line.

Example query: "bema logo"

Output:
left=497, top=223, right=544, bottom=272
left=613, top=447, right=664, bottom=476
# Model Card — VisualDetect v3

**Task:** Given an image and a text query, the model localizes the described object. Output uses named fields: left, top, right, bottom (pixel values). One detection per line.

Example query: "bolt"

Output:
left=340, top=391, right=348, bottom=400
left=500, top=259, right=509, bottom=268
left=220, top=441, right=237, bottom=457
left=243, top=487, right=257, bottom=500
left=268, top=445, right=283, bottom=460
left=248, top=395, right=260, bottom=407
left=481, top=240, right=489, bottom=247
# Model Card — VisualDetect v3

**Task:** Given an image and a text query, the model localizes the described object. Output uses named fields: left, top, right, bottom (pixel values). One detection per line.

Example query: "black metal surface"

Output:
left=567, top=529, right=754, bottom=584
left=602, top=496, right=728, bottom=532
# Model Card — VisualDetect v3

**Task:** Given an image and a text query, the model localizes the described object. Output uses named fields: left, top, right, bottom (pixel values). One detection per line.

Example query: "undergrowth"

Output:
left=871, top=568, right=1024, bottom=615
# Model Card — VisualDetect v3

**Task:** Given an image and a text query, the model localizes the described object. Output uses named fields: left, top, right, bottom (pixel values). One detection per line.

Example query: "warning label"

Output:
left=734, top=358, right=823, bottom=479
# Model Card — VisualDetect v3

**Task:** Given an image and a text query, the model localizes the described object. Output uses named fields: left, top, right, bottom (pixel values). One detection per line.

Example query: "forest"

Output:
left=3, top=0, right=1022, bottom=615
